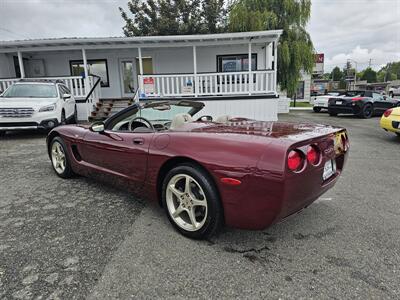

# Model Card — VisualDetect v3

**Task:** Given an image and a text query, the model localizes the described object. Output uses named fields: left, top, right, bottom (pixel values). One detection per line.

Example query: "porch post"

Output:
left=248, top=42, right=252, bottom=95
left=82, top=48, right=89, bottom=95
left=17, top=51, right=25, bottom=78
left=193, top=45, right=198, bottom=97
left=138, top=47, right=144, bottom=95
left=273, top=41, right=278, bottom=93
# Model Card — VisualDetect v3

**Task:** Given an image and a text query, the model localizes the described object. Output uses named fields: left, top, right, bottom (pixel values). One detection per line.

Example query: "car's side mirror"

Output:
left=63, top=93, right=71, bottom=100
left=90, top=122, right=105, bottom=133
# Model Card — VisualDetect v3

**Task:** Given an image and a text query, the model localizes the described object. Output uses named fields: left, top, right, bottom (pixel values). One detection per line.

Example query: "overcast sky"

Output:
left=0, top=0, right=399, bottom=72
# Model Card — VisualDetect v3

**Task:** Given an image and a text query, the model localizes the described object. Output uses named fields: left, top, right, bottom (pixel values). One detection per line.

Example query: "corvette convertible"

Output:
left=47, top=100, right=349, bottom=239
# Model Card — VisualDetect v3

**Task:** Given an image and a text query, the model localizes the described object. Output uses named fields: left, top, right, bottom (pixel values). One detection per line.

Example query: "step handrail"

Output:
left=85, top=75, right=101, bottom=103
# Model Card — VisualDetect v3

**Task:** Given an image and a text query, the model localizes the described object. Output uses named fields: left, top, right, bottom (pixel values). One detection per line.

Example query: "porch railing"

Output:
left=138, top=70, right=276, bottom=98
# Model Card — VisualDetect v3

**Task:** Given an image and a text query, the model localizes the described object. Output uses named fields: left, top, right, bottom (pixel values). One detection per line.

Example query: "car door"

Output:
left=60, top=85, right=75, bottom=118
left=372, top=92, right=395, bottom=114
left=78, top=129, right=154, bottom=191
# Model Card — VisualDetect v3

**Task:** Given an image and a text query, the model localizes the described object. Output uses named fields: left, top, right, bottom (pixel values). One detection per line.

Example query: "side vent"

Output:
left=71, top=145, right=82, bottom=162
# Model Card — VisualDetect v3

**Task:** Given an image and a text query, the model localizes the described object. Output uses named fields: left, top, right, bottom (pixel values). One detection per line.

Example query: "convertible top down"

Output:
left=47, top=100, right=349, bottom=239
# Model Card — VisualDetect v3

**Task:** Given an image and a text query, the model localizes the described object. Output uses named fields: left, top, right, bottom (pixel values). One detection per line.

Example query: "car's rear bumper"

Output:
left=220, top=142, right=349, bottom=230
left=329, top=104, right=361, bottom=115
left=0, top=119, right=59, bottom=131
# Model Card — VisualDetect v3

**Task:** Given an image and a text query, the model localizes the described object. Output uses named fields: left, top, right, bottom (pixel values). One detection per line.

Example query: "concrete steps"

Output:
left=89, top=98, right=134, bottom=122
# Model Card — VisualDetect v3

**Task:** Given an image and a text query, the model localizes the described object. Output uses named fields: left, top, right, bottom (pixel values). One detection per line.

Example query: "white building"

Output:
left=0, top=30, right=282, bottom=121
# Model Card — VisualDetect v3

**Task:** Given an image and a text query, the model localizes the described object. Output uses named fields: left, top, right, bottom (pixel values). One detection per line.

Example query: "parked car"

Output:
left=389, top=86, right=400, bottom=98
left=46, top=100, right=349, bottom=239
left=0, top=80, right=76, bottom=135
left=380, top=107, right=400, bottom=137
left=312, top=91, right=344, bottom=113
left=328, top=90, right=400, bottom=118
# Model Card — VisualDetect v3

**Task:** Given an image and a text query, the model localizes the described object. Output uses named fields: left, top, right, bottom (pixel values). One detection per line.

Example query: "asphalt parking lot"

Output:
left=0, top=111, right=399, bottom=299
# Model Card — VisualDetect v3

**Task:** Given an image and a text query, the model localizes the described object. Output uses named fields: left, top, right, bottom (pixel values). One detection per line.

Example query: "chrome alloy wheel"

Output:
left=51, top=141, right=66, bottom=174
left=166, top=174, right=208, bottom=231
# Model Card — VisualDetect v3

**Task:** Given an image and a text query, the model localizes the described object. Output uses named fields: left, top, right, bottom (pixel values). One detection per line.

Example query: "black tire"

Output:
left=389, top=92, right=394, bottom=98
left=49, top=136, right=74, bottom=179
left=396, top=133, right=400, bottom=137
left=60, top=110, right=66, bottom=125
left=313, top=107, right=322, bottom=113
left=0, top=131, right=5, bottom=137
left=328, top=111, right=337, bottom=117
left=361, top=103, right=373, bottom=119
left=161, top=163, right=223, bottom=239
left=69, top=106, right=77, bottom=124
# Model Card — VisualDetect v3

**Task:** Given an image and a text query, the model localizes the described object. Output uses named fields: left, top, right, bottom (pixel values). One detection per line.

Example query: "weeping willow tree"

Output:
left=228, top=0, right=315, bottom=97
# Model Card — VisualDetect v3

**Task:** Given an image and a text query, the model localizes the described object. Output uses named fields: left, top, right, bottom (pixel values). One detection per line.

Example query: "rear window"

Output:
left=3, top=84, right=58, bottom=98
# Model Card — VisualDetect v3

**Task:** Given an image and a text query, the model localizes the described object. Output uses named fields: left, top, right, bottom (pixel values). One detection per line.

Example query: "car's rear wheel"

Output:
left=50, top=137, right=74, bottom=178
left=361, top=103, right=373, bottom=119
left=328, top=111, right=337, bottom=117
left=161, top=164, right=223, bottom=239
left=60, top=110, right=66, bottom=125
left=70, top=106, right=77, bottom=124
left=313, top=107, right=322, bottom=113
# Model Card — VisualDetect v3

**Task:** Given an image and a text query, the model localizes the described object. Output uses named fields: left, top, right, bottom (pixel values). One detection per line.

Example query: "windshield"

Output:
left=2, top=84, right=58, bottom=98
left=138, top=104, right=194, bottom=121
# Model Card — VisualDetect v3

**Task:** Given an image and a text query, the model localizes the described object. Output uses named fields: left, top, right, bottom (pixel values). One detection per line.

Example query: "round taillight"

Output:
left=383, top=109, right=393, bottom=117
left=307, top=145, right=320, bottom=165
left=288, top=150, right=304, bottom=171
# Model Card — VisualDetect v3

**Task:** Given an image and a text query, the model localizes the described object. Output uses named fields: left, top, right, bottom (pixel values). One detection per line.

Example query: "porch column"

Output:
left=273, top=41, right=278, bottom=93
left=193, top=45, right=198, bottom=97
left=138, top=47, right=144, bottom=95
left=248, top=42, right=252, bottom=95
left=17, top=51, right=25, bottom=78
left=82, top=48, right=89, bottom=95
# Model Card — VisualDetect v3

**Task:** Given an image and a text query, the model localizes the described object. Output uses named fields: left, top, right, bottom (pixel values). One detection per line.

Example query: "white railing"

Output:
left=138, top=70, right=276, bottom=98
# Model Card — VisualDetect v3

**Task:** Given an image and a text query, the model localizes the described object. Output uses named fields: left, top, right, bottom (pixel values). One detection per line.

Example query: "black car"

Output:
left=328, top=90, right=400, bottom=118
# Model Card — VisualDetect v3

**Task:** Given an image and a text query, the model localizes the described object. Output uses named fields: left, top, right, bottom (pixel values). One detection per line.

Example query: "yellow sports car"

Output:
left=380, top=107, right=400, bottom=137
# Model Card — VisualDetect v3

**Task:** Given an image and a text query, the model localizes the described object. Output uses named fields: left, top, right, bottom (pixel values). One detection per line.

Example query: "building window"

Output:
left=70, top=59, right=109, bottom=87
left=217, top=54, right=257, bottom=73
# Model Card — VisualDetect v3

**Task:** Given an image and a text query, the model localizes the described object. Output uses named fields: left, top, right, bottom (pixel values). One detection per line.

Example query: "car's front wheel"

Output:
left=50, top=137, right=74, bottom=178
left=313, top=107, right=322, bottom=113
left=162, top=164, right=223, bottom=239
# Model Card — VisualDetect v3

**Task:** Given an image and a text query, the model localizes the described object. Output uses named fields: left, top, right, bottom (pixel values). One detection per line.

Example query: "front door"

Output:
left=120, top=60, right=137, bottom=98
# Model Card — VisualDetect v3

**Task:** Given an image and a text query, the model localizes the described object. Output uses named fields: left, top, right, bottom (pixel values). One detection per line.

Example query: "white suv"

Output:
left=389, top=86, right=400, bottom=98
left=0, top=80, right=76, bottom=135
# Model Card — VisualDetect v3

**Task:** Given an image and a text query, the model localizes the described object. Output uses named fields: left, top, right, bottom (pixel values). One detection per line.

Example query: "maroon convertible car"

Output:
left=47, top=100, right=349, bottom=239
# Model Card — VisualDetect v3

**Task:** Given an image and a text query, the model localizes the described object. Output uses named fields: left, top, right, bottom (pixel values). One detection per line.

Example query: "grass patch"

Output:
left=290, top=101, right=312, bottom=107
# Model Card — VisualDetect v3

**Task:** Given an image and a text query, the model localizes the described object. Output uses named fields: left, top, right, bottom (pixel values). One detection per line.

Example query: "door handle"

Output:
left=133, top=138, right=144, bottom=145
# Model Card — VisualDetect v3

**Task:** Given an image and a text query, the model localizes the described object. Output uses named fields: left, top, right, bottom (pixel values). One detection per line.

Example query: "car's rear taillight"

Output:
left=383, top=109, right=393, bottom=117
left=306, top=145, right=320, bottom=165
left=352, top=97, right=363, bottom=101
left=287, top=150, right=304, bottom=172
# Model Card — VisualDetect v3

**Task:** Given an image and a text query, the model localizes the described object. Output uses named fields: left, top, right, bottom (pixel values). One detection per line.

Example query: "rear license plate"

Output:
left=335, top=101, right=342, bottom=105
left=323, top=159, right=336, bottom=180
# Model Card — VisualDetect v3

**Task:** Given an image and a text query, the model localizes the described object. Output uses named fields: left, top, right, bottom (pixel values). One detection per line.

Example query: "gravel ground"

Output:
left=0, top=111, right=399, bottom=299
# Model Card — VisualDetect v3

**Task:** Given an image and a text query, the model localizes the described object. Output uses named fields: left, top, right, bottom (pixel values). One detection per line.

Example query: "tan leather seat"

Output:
left=215, top=115, right=232, bottom=124
left=170, top=113, right=193, bottom=130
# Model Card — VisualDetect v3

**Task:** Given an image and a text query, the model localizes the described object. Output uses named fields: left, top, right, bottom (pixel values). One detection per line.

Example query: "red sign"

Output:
left=315, top=54, right=324, bottom=64
left=143, top=77, right=154, bottom=85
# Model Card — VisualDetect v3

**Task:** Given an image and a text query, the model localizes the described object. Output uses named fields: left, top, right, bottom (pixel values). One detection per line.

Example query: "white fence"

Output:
left=138, top=70, right=276, bottom=98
